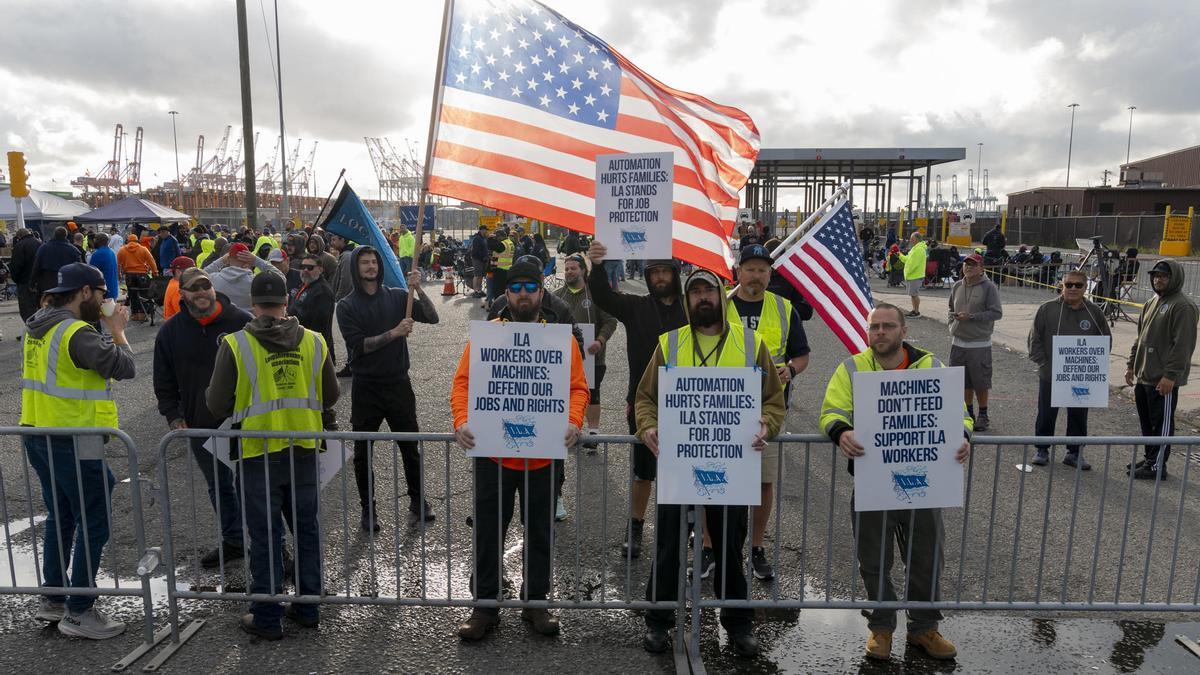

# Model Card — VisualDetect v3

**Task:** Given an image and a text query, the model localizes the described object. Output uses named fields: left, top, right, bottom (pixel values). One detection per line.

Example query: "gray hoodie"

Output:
left=205, top=254, right=278, bottom=311
left=24, top=307, right=135, bottom=382
left=1028, top=296, right=1111, bottom=380
left=948, top=275, right=1003, bottom=346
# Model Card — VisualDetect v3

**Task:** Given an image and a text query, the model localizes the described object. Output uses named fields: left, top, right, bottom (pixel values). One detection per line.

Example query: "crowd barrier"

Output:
left=2, top=427, right=1198, bottom=673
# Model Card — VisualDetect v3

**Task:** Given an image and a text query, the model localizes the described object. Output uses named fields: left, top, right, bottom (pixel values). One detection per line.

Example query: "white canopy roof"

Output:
left=0, top=188, right=91, bottom=221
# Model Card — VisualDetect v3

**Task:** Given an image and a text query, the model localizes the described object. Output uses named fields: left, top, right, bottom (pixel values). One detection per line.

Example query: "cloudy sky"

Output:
left=3, top=0, right=1197, bottom=211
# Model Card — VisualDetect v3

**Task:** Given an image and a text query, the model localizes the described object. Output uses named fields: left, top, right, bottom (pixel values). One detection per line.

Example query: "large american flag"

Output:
left=427, top=0, right=760, bottom=276
left=774, top=199, right=874, bottom=353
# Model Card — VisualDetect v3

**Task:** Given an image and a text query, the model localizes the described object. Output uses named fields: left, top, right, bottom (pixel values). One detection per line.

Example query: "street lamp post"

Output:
left=1125, top=105, right=1136, bottom=165
left=168, top=110, right=183, bottom=210
left=976, top=142, right=983, bottom=211
left=1066, top=103, right=1079, bottom=187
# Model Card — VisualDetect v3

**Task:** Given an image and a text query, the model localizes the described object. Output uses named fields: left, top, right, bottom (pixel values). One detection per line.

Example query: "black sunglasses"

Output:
left=300, top=264, right=318, bottom=270
left=507, top=281, right=541, bottom=294
left=1063, top=282, right=1085, bottom=289
left=184, top=279, right=213, bottom=291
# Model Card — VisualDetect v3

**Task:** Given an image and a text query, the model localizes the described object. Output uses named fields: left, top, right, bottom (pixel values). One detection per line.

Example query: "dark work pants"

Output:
left=350, top=377, right=423, bottom=513
left=239, top=448, right=321, bottom=626
left=645, top=504, right=752, bottom=634
left=188, top=437, right=244, bottom=545
left=1135, top=384, right=1180, bottom=469
left=18, top=284, right=39, bottom=320
left=851, top=496, right=945, bottom=635
left=472, top=458, right=554, bottom=615
left=125, top=273, right=148, bottom=314
left=1034, top=377, right=1089, bottom=454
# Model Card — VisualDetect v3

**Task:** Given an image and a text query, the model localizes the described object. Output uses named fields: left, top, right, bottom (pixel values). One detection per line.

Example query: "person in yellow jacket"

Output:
left=206, top=272, right=340, bottom=641
left=395, top=223, right=416, bottom=275
left=819, top=302, right=971, bottom=662
left=634, top=268, right=785, bottom=658
left=897, top=232, right=928, bottom=316
left=20, top=263, right=135, bottom=639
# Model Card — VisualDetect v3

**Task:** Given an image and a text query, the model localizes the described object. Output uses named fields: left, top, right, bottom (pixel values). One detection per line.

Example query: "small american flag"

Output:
left=774, top=199, right=874, bottom=353
left=428, top=0, right=759, bottom=276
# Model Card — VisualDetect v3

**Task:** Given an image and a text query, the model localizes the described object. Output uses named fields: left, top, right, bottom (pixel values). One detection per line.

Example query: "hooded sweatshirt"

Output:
left=335, top=246, right=438, bottom=382
left=1028, top=294, right=1111, bottom=380
left=205, top=252, right=277, bottom=310
left=206, top=314, right=340, bottom=428
left=117, top=239, right=157, bottom=276
left=332, top=240, right=357, bottom=301
left=588, top=259, right=688, bottom=405
left=632, top=269, right=785, bottom=440
left=305, top=234, right=339, bottom=284
left=202, top=237, right=228, bottom=268
left=1128, top=259, right=1199, bottom=386
left=948, top=273, right=1003, bottom=346
left=24, top=306, right=136, bottom=384
left=195, top=239, right=216, bottom=268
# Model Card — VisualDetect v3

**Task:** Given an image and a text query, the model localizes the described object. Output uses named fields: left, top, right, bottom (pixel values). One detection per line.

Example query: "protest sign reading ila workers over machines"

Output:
left=658, top=366, right=761, bottom=505
left=594, top=151, right=674, bottom=259
left=467, top=321, right=572, bottom=459
left=851, top=367, right=965, bottom=512
left=1050, top=335, right=1110, bottom=408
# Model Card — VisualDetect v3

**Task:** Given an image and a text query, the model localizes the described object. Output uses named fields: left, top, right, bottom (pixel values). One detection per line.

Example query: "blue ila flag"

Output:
left=318, top=183, right=407, bottom=290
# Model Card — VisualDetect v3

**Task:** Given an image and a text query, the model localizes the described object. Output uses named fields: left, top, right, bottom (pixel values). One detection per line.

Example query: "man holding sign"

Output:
left=450, top=257, right=590, bottom=642
left=820, top=303, right=971, bottom=661
left=634, top=269, right=785, bottom=658
left=552, top=254, right=618, bottom=446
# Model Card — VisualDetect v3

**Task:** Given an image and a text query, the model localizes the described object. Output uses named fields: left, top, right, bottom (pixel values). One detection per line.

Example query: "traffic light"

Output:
left=6, top=151, right=29, bottom=197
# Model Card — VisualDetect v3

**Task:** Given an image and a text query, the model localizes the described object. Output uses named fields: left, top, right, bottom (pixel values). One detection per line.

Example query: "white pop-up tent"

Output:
left=0, top=188, right=92, bottom=221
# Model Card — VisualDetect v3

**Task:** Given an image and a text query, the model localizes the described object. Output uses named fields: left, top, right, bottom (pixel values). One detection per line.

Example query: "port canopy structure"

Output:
left=744, top=147, right=966, bottom=222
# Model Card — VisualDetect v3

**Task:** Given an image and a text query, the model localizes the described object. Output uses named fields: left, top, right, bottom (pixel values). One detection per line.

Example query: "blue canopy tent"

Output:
left=76, top=196, right=191, bottom=224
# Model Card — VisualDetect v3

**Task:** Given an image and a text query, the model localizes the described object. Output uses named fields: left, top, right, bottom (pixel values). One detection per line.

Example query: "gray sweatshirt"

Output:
left=24, top=307, right=136, bottom=381
left=1028, top=297, right=1111, bottom=380
left=205, top=254, right=278, bottom=311
left=947, top=276, right=1003, bottom=346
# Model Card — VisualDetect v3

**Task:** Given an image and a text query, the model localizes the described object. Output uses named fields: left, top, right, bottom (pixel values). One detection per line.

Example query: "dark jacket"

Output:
left=469, top=232, right=490, bottom=261
left=305, top=234, right=339, bottom=284
left=206, top=314, right=340, bottom=428
left=982, top=227, right=1006, bottom=256
left=588, top=259, right=686, bottom=404
left=766, top=274, right=814, bottom=320
left=1028, top=296, right=1111, bottom=380
left=1128, top=259, right=1199, bottom=386
left=157, top=234, right=181, bottom=272
left=11, top=232, right=41, bottom=286
left=335, top=246, right=439, bottom=382
left=332, top=241, right=357, bottom=301
left=153, top=293, right=253, bottom=428
left=290, top=276, right=336, bottom=354
left=32, top=238, right=83, bottom=293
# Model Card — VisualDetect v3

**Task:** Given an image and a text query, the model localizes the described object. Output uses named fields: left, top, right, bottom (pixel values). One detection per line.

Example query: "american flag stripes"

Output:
left=774, top=199, right=875, bottom=353
left=427, top=0, right=760, bottom=276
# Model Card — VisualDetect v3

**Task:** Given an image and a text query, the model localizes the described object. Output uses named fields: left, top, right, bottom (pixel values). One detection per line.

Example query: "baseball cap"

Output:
left=250, top=271, right=289, bottom=305
left=644, top=259, right=679, bottom=273
left=1149, top=261, right=1172, bottom=276
left=170, top=256, right=196, bottom=271
left=684, top=268, right=721, bottom=293
left=507, top=255, right=545, bottom=284
left=46, top=263, right=106, bottom=294
left=964, top=253, right=984, bottom=265
left=228, top=242, right=250, bottom=256
left=564, top=254, right=587, bottom=268
left=267, top=248, right=287, bottom=263
left=178, top=267, right=211, bottom=291
left=739, top=244, right=772, bottom=265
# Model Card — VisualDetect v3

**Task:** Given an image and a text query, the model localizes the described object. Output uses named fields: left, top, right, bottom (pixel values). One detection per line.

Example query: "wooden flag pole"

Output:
left=406, top=0, right=455, bottom=318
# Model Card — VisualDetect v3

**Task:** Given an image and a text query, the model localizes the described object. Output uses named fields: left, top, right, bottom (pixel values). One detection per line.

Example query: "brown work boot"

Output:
left=521, top=608, right=560, bottom=636
left=907, top=630, right=957, bottom=659
left=865, top=629, right=893, bottom=660
left=456, top=610, right=499, bottom=641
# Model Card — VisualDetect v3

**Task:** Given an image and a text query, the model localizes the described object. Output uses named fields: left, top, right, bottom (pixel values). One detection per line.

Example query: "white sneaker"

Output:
left=58, top=607, right=126, bottom=640
left=555, top=497, right=568, bottom=522
left=34, top=597, right=65, bottom=623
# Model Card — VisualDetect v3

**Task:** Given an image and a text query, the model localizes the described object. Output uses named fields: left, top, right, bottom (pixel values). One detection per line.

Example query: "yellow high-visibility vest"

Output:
left=658, top=324, right=762, bottom=368
left=20, top=320, right=118, bottom=428
left=727, top=291, right=792, bottom=366
left=496, top=239, right=515, bottom=270
left=224, top=328, right=326, bottom=458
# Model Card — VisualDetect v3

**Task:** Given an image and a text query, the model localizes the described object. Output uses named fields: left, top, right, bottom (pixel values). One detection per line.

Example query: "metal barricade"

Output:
left=142, top=429, right=1200, bottom=673
left=0, top=426, right=168, bottom=671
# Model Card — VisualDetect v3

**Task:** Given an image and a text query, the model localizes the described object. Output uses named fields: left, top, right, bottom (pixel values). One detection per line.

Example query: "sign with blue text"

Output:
left=594, top=151, right=674, bottom=259
left=1051, top=335, right=1110, bottom=408
left=467, top=320, right=571, bottom=459
left=851, top=367, right=965, bottom=512
left=657, top=366, right=761, bottom=505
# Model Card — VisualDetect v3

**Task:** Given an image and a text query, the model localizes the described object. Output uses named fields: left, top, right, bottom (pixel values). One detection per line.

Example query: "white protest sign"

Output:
left=657, top=367, right=761, bottom=505
left=467, top=320, right=571, bottom=459
left=852, top=367, right=965, bottom=512
left=1051, top=335, right=1110, bottom=408
left=580, top=324, right=596, bottom=388
left=594, top=151, right=674, bottom=259
left=201, top=437, right=349, bottom=489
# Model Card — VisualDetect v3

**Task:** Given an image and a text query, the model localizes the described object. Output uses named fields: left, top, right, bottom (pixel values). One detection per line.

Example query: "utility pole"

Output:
left=1102, top=169, right=1111, bottom=186
left=274, top=0, right=289, bottom=225
left=1066, top=103, right=1079, bottom=187
left=976, top=142, right=983, bottom=211
left=1125, top=105, right=1136, bottom=165
left=235, top=0, right=258, bottom=229
left=168, top=110, right=183, bottom=209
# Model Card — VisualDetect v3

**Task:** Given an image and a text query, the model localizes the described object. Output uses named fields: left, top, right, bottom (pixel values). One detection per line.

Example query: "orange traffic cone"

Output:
left=442, top=270, right=457, bottom=296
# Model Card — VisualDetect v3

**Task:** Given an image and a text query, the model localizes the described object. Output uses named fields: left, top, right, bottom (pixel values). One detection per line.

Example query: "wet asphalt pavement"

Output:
left=0, top=271, right=1199, bottom=673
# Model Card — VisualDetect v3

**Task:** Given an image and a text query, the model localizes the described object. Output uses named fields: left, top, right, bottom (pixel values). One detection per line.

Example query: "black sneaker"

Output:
left=729, top=631, right=760, bottom=657
left=240, top=613, right=283, bottom=641
left=974, top=412, right=990, bottom=432
left=361, top=510, right=381, bottom=533
left=408, top=500, right=436, bottom=526
left=335, top=366, right=352, bottom=378
left=906, top=311, right=921, bottom=317
left=1133, top=464, right=1168, bottom=480
left=1063, top=452, right=1091, bottom=471
left=644, top=628, right=670, bottom=653
left=622, top=519, right=644, bottom=558
left=1031, top=451, right=1049, bottom=466
left=751, top=547, right=774, bottom=580
left=201, top=541, right=245, bottom=569
left=284, top=604, right=318, bottom=628
left=1126, top=459, right=1146, bottom=474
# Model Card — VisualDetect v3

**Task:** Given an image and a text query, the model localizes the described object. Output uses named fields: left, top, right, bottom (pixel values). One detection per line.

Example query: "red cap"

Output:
left=965, top=253, right=984, bottom=264
left=228, top=242, right=249, bottom=256
left=170, top=256, right=196, bottom=270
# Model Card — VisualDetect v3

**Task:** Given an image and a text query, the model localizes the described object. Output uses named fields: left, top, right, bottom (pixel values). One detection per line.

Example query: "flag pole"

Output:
left=312, top=168, right=346, bottom=229
left=407, top=0, right=455, bottom=317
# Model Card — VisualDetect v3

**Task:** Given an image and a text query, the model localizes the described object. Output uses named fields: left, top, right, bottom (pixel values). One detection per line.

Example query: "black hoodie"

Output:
left=335, top=246, right=438, bottom=382
left=588, top=259, right=686, bottom=404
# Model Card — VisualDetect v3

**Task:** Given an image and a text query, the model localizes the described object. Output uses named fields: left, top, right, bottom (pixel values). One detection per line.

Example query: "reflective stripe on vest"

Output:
left=664, top=326, right=757, bottom=368
left=726, top=292, right=791, bottom=366
left=19, top=321, right=115, bottom=401
left=19, top=319, right=118, bottom=428
left=496, top=240, right=514, bottom=270
left=227, top=331, right=324, bottom=424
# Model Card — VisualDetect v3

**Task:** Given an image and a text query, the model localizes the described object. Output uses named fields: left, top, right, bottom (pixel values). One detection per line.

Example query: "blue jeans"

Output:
left=398, top=257, right=412, bottom=276
left=604, top=260, right=622, bottom=292
left=238, top=448, right=321, bottom=627
left=25, top=435, right=114, bottom=613
left=188, top=438, right=244, bottom=546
